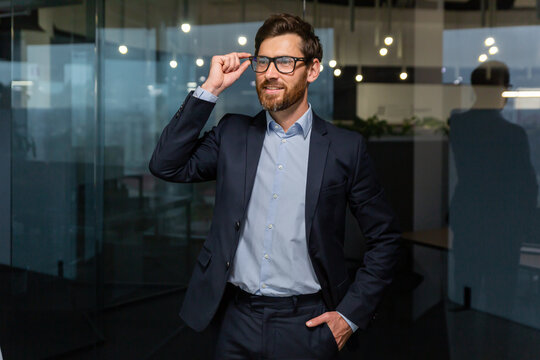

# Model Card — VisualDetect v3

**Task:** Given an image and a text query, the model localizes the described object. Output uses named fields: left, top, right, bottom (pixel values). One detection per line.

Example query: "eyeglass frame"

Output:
left=249, top=56, right=310, bottom=74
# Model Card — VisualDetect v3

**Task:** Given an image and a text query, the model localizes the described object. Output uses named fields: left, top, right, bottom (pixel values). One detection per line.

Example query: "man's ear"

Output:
left=307, top=58, right=321, bottom=84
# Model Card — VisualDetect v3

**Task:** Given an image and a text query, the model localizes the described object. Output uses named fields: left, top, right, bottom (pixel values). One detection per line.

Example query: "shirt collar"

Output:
left=265, top=103, right=312, bottom=139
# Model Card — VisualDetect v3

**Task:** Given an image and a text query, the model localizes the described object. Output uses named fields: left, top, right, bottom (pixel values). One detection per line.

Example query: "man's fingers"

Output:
left=228, top=57, right=250, bottom=76
left=215, top=53, right=251, bottom=72
left=223, top=53, right=245, bottom=73
left=229, top=54, right=239, bottom=72
left=305, top=313, right=328, bottom=327
left=223, top=56, right=231, bottom=72
left=236, top=52, right=252, bottom=59
left=239, top=59, right=251, bottom=72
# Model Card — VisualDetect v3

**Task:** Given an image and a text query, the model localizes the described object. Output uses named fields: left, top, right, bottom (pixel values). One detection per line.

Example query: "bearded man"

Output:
left=149, top=13, right=401, bottom=359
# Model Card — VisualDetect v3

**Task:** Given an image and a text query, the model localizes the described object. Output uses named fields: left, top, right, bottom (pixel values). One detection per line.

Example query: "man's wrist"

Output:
left=201, top=82, right=221, bottom=97
left=336, top=311, right=359, bottom=333
left=193, top=86, right=219, bottom=103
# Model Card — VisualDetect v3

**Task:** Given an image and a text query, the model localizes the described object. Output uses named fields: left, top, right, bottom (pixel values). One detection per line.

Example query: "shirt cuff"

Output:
left=193, top=86, right=218, bottom=103
left=337, top=311, right=359, bottom=333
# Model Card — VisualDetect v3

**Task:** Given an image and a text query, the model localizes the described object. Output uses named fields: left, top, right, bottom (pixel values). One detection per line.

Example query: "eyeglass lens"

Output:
left=253, top=57, right=296, bottom=73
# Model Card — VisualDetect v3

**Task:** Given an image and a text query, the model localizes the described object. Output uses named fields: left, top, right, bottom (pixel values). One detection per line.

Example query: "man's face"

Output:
left=255, top=34, right=311, bottom=112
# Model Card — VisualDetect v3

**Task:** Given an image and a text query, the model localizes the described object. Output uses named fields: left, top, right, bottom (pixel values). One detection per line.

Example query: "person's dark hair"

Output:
left=254, top=13, right=323, bottom=64
left=471, top=60, right=510, bottom=87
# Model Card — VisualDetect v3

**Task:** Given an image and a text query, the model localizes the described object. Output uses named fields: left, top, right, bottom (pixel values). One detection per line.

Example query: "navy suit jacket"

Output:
left=149, top=92, right=401, bottom=333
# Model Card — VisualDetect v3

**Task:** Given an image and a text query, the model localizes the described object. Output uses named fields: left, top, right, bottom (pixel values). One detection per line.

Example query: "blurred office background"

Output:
left=1, top=0, right=539, bottom=358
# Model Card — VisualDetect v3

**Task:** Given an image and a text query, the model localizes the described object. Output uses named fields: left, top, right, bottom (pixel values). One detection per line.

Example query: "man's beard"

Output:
left=256, top=73, right=308, bottom=112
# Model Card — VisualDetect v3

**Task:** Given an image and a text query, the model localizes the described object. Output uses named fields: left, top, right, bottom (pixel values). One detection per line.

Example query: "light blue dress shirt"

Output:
left=192, top=86, right=358, bottom=332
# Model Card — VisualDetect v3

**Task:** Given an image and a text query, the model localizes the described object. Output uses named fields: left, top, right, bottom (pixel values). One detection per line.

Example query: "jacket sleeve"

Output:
left=336, top=137, right=401, bottom=330
left=149, top=91, right=221, bottom=183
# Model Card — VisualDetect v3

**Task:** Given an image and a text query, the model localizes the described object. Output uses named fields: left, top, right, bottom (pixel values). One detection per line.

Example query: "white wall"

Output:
left=357, top=83, right=475, bottom=123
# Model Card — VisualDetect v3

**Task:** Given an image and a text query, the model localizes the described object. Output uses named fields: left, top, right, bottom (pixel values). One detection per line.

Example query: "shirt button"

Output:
left=274, top=124, right=279, bottom=129
left=268, top=224, right=273, bottom=229
left=281, top=139, right=287, bottom=143
left=272, top=194, right=278, bottom=199
left=264, top=254, right=269, bottom=259
left=277, top=164, right=283, bottom=170
left=262, top=283, right=267, bottom=289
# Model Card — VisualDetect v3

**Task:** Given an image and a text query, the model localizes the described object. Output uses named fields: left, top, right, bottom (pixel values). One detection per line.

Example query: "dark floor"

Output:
left=34, top=291, right=538, bottom=360
left=2, top=250, right=540, bottom=360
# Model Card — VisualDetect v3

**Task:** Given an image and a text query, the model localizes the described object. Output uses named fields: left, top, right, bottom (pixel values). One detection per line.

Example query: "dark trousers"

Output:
left=214, top=284, right=339, bottom=360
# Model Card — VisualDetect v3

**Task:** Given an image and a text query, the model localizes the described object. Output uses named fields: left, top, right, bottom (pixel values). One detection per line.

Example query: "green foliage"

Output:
left=413, top=116, right=450, bottom=135
left=335, top=114, right=449, bottom=139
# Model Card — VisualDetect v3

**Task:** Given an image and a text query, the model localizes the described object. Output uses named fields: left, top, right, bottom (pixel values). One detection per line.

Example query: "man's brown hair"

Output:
left=254, top=13, right=323, bottom=63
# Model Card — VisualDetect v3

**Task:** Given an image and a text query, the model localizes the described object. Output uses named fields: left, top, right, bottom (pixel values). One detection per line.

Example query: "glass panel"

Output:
left=3, top=0, right=100, bottom=358
left=446, top=25, right=540, bottom=352
left=1, top=0, right=539, bottom=359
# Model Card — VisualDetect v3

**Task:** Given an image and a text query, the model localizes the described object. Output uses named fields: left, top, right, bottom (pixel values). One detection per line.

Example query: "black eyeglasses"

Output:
left=249, top=56, right=308, bottom=74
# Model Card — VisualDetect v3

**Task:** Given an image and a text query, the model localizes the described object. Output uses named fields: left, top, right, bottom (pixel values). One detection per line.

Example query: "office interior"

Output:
left=1, top=0, right=539, bottom=358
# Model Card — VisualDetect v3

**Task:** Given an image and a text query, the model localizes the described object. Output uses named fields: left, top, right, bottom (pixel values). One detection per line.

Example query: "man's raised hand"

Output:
left=201, top=52, right=252, bottom=97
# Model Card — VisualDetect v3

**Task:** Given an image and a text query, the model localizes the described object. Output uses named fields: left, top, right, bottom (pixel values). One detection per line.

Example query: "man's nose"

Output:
left=265, top=62, right=279, bottom=79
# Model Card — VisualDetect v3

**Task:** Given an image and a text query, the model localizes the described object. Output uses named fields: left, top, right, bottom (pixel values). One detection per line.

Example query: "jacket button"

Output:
left=234, top=221, right=240, bottom=231
left=226, top=261, right=230, bottom=269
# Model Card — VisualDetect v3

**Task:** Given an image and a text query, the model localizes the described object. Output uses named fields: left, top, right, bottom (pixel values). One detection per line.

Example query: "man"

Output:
left=149, top=13, right=400, bottom=359
left=449, top=61, right=537, bottom=318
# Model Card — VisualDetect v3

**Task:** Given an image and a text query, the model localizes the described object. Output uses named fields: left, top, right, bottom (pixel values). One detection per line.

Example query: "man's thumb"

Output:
left=306, top=314, right=325, bottom=327
left=239, top=59, right=251, bottom=72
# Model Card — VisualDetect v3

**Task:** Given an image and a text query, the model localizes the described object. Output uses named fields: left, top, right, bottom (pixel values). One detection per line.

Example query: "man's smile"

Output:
left=263, top=84, right=285, bottom=94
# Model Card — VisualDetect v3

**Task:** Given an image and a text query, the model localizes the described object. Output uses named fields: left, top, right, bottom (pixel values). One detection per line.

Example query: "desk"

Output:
left=402, top=227, right=449, bottom=250
left=403, top=227, right=540, bottom=269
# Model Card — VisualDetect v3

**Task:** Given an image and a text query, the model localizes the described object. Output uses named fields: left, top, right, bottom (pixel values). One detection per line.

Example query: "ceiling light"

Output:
left=484, top=37, right=495, bottom=46
left=489, top=46, right=499, bottom=55
left=478, top=54, right=488, bottom=62
left=196, top=58, right=204, bottom=67
left=355, top=74, right=363, bottom=82
left=502, top=90, right=540, bottom=98
left=328, top=60, right=337, bottom=68
left=181, top=23, right=191, bottom=33
left=379, top=48, right=388, bottom=56
left=118, top=45, right=128, bottom=54
left=333, top=68, right=342, bottom=77
left=11, top=80, right=33, bottom=87
left=384, top=36, right=394, bottom=46
left=238, top=36, right=247, bottom=46
left=400, top=72, right=408, bottom=80
left=169, top=60, right=178, bottom=68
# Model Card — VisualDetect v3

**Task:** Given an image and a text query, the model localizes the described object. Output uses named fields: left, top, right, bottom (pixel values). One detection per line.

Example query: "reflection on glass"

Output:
left=7, top=2, right=100, bottom=358
left=449, top=60, right=540, bottom=329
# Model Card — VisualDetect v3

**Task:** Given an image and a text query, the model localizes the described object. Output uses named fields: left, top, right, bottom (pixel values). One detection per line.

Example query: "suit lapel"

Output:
left=305, top=113, right=330, bottom=243
left=243, top=110, right=267, bottom=211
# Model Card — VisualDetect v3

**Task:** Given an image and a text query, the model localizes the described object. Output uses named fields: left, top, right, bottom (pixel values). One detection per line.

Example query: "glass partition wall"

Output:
left=2, top=1, right=101, bottom=358
left=1, top=0, right=539, bottom=359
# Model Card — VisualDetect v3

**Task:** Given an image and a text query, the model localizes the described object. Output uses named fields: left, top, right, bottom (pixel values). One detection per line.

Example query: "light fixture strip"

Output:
left=502, top=91, right=540, bottom=98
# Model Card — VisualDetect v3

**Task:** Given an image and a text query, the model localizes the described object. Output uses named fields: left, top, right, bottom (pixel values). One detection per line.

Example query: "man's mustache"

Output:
left=258, top=81, right=286, bottom=89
